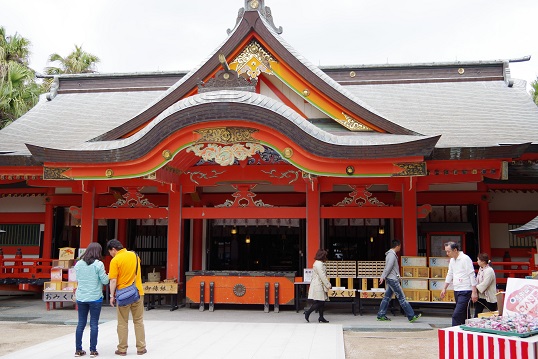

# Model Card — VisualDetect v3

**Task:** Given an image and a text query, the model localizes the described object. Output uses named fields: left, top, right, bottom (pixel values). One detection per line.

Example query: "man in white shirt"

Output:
left=440, top=241, right=478, bottom=326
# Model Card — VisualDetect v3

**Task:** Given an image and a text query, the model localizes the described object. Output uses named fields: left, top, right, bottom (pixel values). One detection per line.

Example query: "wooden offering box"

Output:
left=186, top=271, right=295, bottom=306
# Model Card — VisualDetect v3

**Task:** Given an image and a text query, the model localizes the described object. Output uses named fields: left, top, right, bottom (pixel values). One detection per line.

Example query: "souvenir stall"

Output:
left=438, top=278, right=538, bottom=358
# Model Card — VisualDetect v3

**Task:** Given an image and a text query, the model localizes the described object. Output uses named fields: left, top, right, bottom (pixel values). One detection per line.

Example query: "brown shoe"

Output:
left=137, top=349, right=147, bottom=355
left=114, top=350, right=126, bottom=356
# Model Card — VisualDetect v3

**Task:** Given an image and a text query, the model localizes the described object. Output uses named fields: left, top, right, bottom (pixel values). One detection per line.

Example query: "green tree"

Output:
left=43, top=45, right=100, bottom=90
left=0, top=27, right=41, bottom=129
left=531, top=77, right=538, bottom=106
left=46, top=44, right=100, bottom=74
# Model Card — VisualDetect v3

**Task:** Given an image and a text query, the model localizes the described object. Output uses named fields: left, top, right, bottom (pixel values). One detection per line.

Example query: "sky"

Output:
left=1, top=0, right=537, bottom=90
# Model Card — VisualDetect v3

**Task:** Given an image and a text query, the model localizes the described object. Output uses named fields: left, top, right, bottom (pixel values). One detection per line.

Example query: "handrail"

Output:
left=0, top=258, right=55, bottom=280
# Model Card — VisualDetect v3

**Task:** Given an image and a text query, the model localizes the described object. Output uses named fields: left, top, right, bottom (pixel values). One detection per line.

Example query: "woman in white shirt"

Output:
left=474, top=252, right=498, bottom=317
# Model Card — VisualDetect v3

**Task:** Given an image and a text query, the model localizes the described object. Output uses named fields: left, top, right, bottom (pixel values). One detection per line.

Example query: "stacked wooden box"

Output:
left=43, top=248, right=77, bottom=307
left=356, top=261, right=386, bottom=299
left=401, top=256, right=431, bottom=302
left=429, top=257, right=454, bottom=302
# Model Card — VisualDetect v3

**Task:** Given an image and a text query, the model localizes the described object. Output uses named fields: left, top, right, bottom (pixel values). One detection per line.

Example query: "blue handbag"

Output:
left=116, top=253, right=140, bottom=306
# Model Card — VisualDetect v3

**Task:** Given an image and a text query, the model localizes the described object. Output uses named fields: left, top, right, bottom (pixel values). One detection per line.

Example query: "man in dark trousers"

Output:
left=440, top=241, right=478, bottom=326
left=377, top=239, right=422, bottom=322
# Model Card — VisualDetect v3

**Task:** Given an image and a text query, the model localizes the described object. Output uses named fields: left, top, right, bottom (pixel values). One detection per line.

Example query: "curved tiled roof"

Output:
left=345, top=79, right=538, bottom=147
left=0, top=91, right=163, bottom=156
left=26, top=90, right=439, bottom=163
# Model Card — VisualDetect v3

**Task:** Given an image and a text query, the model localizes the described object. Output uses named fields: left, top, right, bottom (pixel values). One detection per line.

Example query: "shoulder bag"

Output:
left=116, top=253, right=141, bottom=306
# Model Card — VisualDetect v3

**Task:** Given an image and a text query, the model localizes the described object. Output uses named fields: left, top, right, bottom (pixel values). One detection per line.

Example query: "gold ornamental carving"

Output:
left=44, top=167, right=72, bottom=180
left=162, top=150, right=172, bottom=160
left=187, top=143, right=265, bottom=166
left=229, top=40, right=276, bottom=80
left=335, top=185, right=387, bottom=207
left=194, top=127, right=258, bottom=144
left=105, top=169, right=114, bottom=178
left=283, top=147, right=293, bottom=159
left=393, top=162, right=427, bottom=177
left=337, top=113, right=374, bottom=132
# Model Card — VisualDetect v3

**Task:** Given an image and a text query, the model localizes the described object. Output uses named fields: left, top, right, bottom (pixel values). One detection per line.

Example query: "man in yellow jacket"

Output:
left=107, top=239, right=147, bottom=356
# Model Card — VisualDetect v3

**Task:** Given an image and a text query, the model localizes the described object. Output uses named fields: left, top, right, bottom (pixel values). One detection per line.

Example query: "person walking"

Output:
left=107, top=239, right=147, bottom=356
left=74, top=242, right=109, bottom=358
left=440, top=241, right=478, bottom=325
left=474, top=252, right=497, bottom=317
left=304, top=249, right=332, bottom=323
left=376, top=240, right=422, bottom=323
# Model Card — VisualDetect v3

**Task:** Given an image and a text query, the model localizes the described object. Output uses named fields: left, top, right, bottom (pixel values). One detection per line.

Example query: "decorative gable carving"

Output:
left=198, top=68, right=257, bottom=93
left=230, top=41, right=276, bottom=81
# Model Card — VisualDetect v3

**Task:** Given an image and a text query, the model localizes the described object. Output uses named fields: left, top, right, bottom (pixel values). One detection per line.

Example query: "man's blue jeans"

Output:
left=76, top=300, right=103, bottom=352
left=377, top=278, right=416, bottom=320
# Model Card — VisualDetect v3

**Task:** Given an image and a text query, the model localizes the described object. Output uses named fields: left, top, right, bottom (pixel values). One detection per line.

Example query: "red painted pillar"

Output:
left=42, top=200, right=54, bottom=259
left=167, top=184, right=183, bottom=281
left=306, top=176, right=321, bottom=265
left=402, top=177, right=418, bottom=256
left=117, top=219, right=127, bottom=246
left=80, top=181, right=95, bottom=248
left=478, top=197, right=491, bottom=255
left=192, top=219, right=203, bottom=270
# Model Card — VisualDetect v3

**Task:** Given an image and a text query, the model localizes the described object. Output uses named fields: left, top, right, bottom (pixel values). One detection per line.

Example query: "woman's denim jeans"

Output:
left=76, top=300, right=103, bottom=352
left=377, top=278, right=415, bottom=320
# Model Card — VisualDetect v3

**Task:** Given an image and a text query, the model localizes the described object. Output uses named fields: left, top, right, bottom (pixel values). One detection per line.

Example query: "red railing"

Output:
left=487, top=261, right=535, bottom=285
left=0, top=258, right=54, bottom=280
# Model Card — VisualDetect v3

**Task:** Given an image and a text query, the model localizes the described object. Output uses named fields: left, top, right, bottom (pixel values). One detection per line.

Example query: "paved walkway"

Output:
left=0, top=295, right=453, bottom=358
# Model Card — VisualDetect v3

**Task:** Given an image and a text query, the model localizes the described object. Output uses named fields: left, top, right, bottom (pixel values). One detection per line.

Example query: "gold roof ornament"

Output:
left=229, top=41, right=277, bottom=81
left=337, top=113, right=374, bottom=132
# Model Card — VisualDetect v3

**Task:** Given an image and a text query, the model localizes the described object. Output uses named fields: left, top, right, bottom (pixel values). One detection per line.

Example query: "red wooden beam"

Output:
left=95, top=207, right=168, bottom=219
left=489, top=211, right=538, bottom=224
left=0, top=213, right=45, bottom=224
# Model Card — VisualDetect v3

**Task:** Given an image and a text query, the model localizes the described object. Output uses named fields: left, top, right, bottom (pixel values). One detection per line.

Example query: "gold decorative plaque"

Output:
left=105, top=169, right=114, bottom=178
left=195, top=127, right=258, bottom=144
left=393, top=163, right=427, bottom=177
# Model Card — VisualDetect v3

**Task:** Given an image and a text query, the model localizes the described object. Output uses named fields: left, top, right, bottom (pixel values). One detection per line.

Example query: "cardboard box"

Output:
left=401, top=278, right=428, bottom=290
left=58, top=247, right=75, bottom=260
left=62, top=282, right=77, bottom=291
left=50, top=267, right=63, bottom=281
left=429, top=279, right=453, bottom=290
left=147, top=269, right=160, bottom=282
left=431, top=289, right=455, bottom=302
left=401, top=256, right=427, bottom=267
left=68, top=267, right=77, bottom=282
left=52, top=259, right=74, bottom=269
left=403, top=289, right=430, bottom=302
left=429, top=257, right=450, bottom=267
left=44, top=281, right=61, bottom=290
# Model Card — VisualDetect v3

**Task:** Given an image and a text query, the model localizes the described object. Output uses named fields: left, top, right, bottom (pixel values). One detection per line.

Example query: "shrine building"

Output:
left=1, top=0, right=538, bottom=294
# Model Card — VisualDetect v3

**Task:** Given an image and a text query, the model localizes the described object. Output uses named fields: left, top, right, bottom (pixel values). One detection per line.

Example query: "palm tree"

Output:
left=43, top=45, right=100, bottom=92
left=45, top=45, right=100, bottom=75
left=0, top=27, right=40, bottom=129
left=531, top=77, right=538, bottom=106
